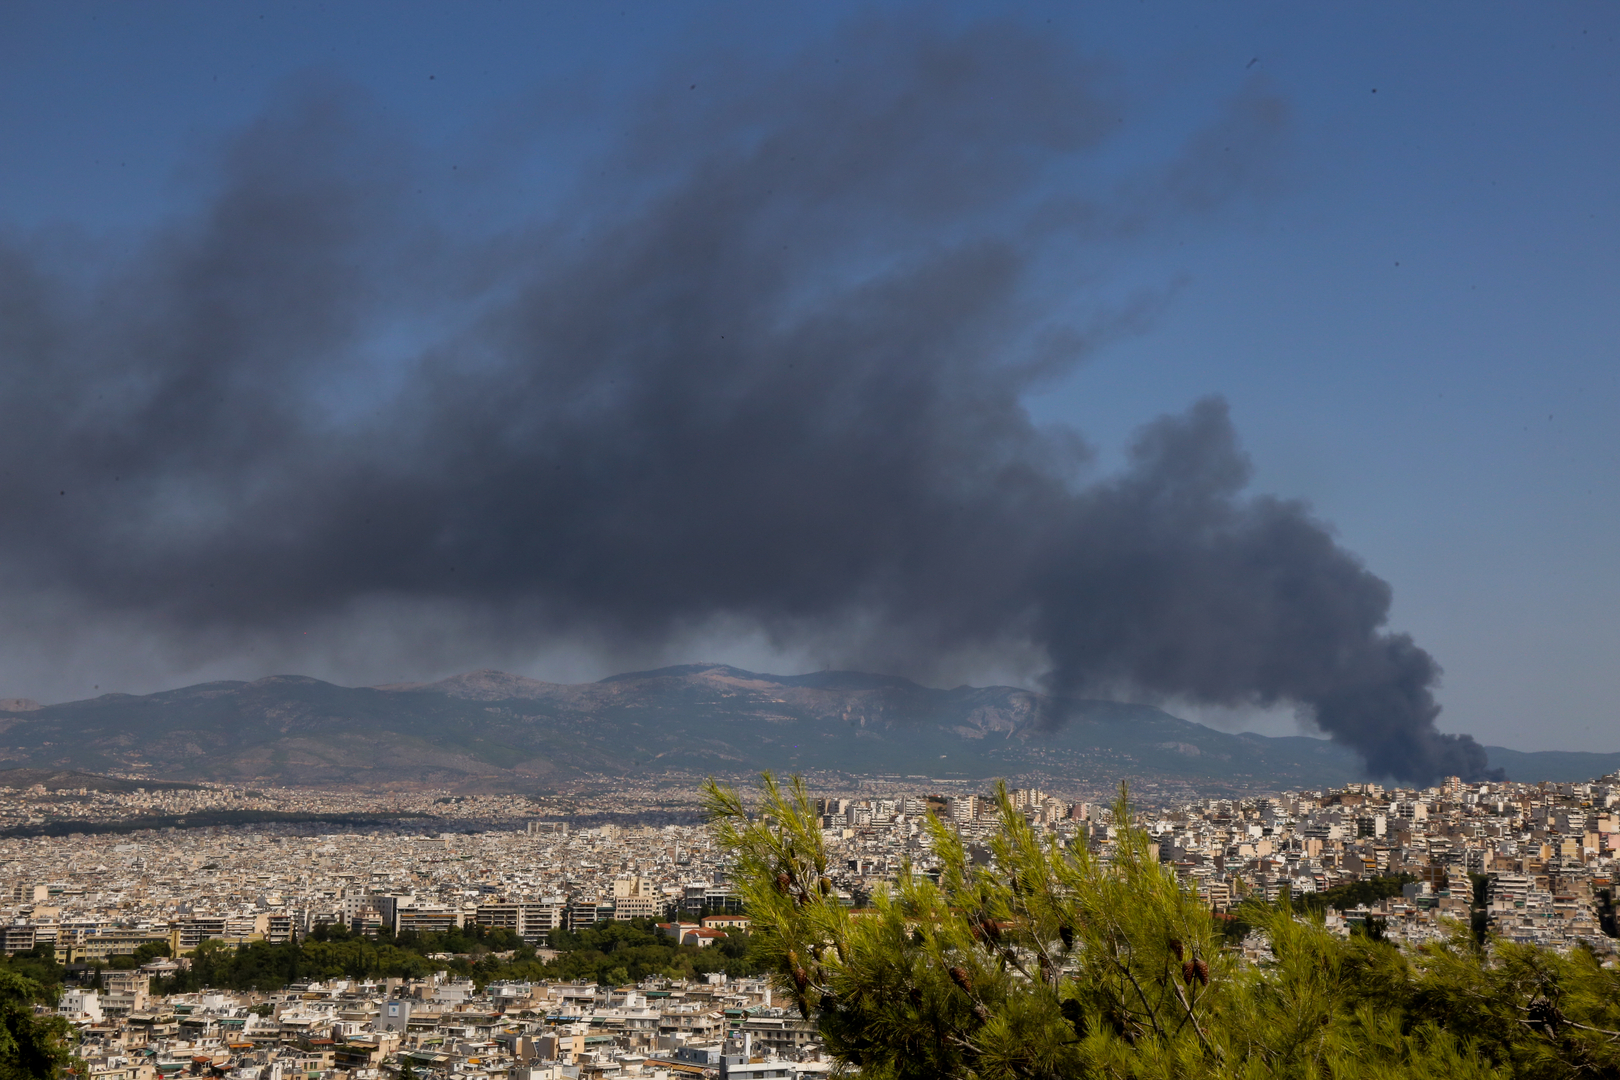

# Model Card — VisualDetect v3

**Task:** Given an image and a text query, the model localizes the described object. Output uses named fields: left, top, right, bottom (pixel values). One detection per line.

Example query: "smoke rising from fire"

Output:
left=0, top=21, right=1491, bottom=782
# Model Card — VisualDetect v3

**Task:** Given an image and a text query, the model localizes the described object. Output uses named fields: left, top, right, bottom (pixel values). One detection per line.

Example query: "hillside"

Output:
left=0, top=767, right=199, bottom=793
left=0, top=665, right=1607, bottom=790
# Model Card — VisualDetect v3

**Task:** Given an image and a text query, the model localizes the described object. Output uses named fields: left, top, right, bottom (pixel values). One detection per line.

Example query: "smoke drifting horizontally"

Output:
left=0, top=22, right=1493, bottom=783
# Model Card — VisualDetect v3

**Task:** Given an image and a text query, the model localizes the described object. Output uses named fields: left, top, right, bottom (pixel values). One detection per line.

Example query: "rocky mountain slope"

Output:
left=0, top=665, right=1609, bottom=790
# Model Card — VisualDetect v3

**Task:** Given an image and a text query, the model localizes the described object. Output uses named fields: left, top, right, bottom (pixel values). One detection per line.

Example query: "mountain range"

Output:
left=0, top=665, right=1612, bottom=792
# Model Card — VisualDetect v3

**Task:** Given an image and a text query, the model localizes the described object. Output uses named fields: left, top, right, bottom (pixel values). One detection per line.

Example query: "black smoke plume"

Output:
left=0, top=21, right=1492, bottom=783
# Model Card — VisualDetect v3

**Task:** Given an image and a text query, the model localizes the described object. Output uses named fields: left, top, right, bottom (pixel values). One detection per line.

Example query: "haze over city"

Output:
left=2, top=2, right=1616, bottom=769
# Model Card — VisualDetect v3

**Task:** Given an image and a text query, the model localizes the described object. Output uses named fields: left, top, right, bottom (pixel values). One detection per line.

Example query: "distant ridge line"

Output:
left=0, top=665, right=1612, bottom=789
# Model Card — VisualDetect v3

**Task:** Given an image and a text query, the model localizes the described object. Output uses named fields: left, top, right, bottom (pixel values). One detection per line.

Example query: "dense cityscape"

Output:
left=6, top=4, right=1613, bottom=1078
left=1, top=767, right=1615, bottom=1080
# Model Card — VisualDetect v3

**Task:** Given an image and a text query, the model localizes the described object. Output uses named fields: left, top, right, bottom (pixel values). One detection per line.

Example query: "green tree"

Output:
left=707, top=773, right=1620, bottom=1080
left=147, top=915, right=761, bottom=994
left=132, top=940, right=172, bottom=965
left=0, top=945, right=64, bottom=990
left=0, top=970, right=74, bottom=1080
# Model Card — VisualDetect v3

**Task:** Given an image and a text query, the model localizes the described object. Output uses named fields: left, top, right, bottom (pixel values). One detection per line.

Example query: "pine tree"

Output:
left=705, top=773, right=1620, bottom=1079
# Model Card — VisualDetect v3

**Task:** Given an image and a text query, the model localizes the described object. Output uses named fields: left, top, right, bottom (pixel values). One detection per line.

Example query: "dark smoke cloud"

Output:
left=0, top=21, right=1491, bottom=783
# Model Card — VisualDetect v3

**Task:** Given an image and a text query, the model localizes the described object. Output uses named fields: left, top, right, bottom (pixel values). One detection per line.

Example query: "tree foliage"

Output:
left=0, top=969, right=73, bottom=1080
left=1296, top=874, right=1418, bottom=916
left=707, top=773, right=1620, bottom=1080
left=154, top=918, right=761, bottom=993
left=1215, top=876, right=1417, bottom=948
left=0, top=946, right=64, bottom=991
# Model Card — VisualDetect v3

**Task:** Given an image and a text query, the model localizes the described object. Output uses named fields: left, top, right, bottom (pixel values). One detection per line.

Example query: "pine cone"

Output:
left=1058, top=924, right=1074, bottom=950
left=1169, top=939, right=1184, bottom=961
left=973, top=1003, right=991, bottom=1023
left=1193, top=959, right=1209, bottom=986
left=908, top=987, right=922, bottom=1007
left=792, top=965, right=808, bottom=992
left=776, top=872, right=791, bottom=894
left=1182, top=960, right=1196, bottom=984
left=949, top=966, right=973, bottom=994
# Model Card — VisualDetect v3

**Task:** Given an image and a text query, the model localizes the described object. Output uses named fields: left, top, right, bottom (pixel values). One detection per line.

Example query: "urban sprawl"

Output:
left=4, top=770, right=1620, bottom=1080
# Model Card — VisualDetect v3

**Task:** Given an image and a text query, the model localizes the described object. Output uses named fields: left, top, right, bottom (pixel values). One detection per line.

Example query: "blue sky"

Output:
left=2, top=2, right=1616, bottom=753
